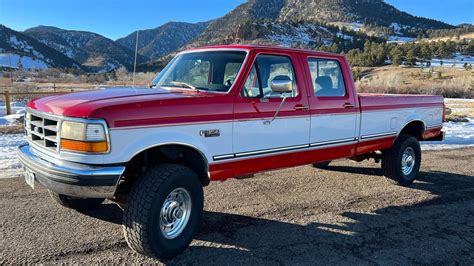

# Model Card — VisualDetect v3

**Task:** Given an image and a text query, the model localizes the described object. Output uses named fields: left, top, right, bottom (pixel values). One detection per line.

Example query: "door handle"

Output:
left=343, top=102, right=355, bottom=108
left=294, top=104, right=309, bottom=110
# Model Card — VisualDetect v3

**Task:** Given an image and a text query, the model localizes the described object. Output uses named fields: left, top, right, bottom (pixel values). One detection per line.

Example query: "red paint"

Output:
left=423, top=127, right=443, bottom=140
left=209, top=143, right=355, bottom=181
left=355, top=136, right=397, bottom=155
left=358, top=93, right=443, bottom=112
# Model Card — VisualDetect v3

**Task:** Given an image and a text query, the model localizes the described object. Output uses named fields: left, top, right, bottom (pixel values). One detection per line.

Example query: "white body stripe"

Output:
left=233, top=117, right=310, bottom=154
left=360, top=107, right=443, bottom=137
left=310, top=113, right=358, bottom=145
left=29, top=105, right=443, bottom=166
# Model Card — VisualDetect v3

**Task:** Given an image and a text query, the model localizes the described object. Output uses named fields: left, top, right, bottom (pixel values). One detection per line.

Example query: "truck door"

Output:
left=304, top=56, right=359, bottom=159
left=230, top=52, right=311, bottom=176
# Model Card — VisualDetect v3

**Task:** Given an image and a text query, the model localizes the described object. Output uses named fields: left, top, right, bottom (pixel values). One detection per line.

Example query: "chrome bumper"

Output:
left=17, top=144, right=125, bottom=198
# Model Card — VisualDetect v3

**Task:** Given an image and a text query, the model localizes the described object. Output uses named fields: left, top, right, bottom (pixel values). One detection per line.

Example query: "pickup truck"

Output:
left=18, top=45, right=444, bottom=260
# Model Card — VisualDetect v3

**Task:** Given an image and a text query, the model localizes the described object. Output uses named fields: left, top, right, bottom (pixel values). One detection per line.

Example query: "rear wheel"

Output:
left=382, top=135, right=421, bottom=186
left=122, top=164, right=203, bottom=261
left=48, top=190, right=104, bottom=211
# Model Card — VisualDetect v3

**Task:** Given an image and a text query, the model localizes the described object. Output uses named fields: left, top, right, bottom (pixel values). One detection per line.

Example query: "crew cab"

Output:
left=18, top=45, right=444, bottom=260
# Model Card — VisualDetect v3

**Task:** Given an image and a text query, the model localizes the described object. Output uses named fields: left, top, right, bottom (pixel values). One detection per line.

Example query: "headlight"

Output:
left=60, top=121, right=109, bottom=153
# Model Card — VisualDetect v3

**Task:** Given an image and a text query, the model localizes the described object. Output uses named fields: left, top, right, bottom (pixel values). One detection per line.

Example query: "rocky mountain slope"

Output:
left=0, top=24, right=80, bottom=70
left=24, top=26, right=146, bottom=72
left=116, top=21, right=210, bottom=60
left=190, top=0, right=454, bottom=47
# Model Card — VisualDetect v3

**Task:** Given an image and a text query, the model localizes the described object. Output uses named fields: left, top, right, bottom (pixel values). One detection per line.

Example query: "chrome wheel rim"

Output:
left=159, top=188, right=192, bottom=239
left=401, top=147, right=415, bottom=176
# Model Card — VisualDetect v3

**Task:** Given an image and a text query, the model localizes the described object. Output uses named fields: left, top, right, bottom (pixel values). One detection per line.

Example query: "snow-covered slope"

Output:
left=0, top=24, right=80, bottom=69
left=24, top=26, right=147, bottom=72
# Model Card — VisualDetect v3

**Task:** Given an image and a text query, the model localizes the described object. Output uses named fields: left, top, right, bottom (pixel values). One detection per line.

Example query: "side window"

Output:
left=242, top=55, right=297, bottom=98
left=308, top=58, right=346, bottom=97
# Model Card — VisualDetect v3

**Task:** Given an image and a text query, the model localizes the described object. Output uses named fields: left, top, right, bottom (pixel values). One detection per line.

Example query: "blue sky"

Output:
left=1, top=0, right=473, bottom=40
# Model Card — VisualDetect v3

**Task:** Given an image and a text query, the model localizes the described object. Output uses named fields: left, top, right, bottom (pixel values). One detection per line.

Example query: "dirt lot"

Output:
left=1, top=148, right=473, bottom=264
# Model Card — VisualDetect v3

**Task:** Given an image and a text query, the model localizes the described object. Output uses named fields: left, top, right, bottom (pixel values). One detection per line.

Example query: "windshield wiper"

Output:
left=169, top=81, right=197, bottom=91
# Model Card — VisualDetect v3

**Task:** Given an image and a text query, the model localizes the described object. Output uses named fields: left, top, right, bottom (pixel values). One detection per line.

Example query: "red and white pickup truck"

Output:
left=18, top=45, right=444, bottom=260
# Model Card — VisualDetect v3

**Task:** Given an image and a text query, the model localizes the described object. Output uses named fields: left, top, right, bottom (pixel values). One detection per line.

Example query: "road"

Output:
left=1, top=147, right=473, bottom=264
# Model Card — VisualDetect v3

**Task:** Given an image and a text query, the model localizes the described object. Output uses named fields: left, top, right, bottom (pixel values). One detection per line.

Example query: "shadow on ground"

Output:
left=81, top=168, right=474, bottom=264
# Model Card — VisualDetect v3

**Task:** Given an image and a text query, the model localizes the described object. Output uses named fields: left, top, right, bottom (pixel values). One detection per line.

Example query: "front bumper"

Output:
left=17, top=144, right=125, bottom=198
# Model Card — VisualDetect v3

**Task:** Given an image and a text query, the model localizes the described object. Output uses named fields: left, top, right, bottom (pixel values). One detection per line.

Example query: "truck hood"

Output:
left=27, top=87, right=203, bottom=118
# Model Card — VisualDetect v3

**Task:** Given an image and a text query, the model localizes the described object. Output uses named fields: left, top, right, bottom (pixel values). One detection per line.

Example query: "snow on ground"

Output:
left=422, top=118, right=474, bottom=150
left=0, top=53, right=48, bottom=69
left=387, top=36, right=416, bottom=43
left=0, top=101, right=26, bottom=121
left=0, top=134, right=26, bottom=179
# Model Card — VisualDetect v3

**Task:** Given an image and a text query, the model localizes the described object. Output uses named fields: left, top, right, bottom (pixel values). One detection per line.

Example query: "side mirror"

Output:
left=270, top=75, right=293, bottom=93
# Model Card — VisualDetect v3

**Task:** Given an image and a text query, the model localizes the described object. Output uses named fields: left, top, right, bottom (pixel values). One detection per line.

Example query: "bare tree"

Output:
left=115, top=67, right=129, bottom=87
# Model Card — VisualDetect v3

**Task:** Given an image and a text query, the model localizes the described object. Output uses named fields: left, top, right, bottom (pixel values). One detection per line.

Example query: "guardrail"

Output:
left=1, top=90, right=74, bottom=115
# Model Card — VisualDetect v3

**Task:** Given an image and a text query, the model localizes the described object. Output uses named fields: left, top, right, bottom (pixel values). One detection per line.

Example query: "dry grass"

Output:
left=356, top=66, right=474, bottom=98
left=445, top=99, right=474, bottom=121
left=0, top=125, right=24, bottom=134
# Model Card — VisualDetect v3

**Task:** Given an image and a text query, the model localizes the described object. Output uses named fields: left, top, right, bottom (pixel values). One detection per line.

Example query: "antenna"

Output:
left=132, top=29, right=139, bottom=87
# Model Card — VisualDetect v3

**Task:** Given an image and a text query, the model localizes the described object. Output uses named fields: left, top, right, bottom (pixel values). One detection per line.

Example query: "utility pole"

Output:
left=132, top=29, right=139, bottom=87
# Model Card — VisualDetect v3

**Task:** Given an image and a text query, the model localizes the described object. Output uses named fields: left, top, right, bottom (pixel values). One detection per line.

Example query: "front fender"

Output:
left=105, top=123, right=232, bottom=164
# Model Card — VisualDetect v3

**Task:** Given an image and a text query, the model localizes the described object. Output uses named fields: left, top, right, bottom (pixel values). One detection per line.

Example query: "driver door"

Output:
left=231, top=53, right=310, bottom=175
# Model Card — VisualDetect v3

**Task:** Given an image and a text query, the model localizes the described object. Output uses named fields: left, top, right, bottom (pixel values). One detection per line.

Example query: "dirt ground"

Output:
left=1, top=148, right=473, bottom=264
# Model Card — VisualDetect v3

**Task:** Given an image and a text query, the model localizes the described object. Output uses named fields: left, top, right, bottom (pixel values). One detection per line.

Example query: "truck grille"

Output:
left=25, top=111, right=61, bottom=151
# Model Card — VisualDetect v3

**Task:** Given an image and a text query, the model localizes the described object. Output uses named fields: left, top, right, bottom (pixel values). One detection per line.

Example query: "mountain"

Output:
left=189, top=0, right=454, bottom=47
left=24, top=26, right=147, bottom=72
left=0, top=24, right=81, bottom=70
left=116, top=21, right=210, bottom=60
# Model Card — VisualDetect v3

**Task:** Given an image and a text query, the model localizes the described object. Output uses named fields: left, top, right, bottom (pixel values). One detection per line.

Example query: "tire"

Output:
left=122, top=164, right=203, bottom=261
left=48, top=190, right=104, bottom=211
left=313, top=161, right=331, bottom=169
left=382, top=135, right=421, bottom=186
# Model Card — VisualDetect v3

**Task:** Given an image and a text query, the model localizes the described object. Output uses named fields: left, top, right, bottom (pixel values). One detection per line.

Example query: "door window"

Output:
left=242, top=55, right=297, bottom=98
left=308, top=58, right=346, bottom=97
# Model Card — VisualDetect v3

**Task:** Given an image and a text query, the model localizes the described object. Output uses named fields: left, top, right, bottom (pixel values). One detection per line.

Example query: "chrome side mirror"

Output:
left=270, top=75, right=293, bottom=93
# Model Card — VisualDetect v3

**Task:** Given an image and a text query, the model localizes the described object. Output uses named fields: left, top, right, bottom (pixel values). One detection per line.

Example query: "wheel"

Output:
left=122, top=164, right=203, bottom=260
left=48, top=190, right=104, bottom=211
left=382, top=135, right=421, bottom=186
left=313, top=161, right=331, bottom=169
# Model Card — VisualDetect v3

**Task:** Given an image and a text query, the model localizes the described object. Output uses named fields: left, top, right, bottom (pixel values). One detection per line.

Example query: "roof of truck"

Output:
left=186, top=44, right=346, bottom=58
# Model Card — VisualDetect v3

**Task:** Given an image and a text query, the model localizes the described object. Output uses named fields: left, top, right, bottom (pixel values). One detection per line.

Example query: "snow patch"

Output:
left=387, top=36, right=416, bottom=43
left=0, top=134, right=26, bottom=179
left=422, top=118, right=474, bottom=150
left=0, top=53, right=48, bottom=69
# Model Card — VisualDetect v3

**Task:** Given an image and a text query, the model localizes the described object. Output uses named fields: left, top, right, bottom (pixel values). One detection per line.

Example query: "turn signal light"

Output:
left=60, top=139, right=108, bottom=153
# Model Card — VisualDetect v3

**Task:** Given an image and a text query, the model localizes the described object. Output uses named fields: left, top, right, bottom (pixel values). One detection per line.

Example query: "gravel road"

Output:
left=1, top=148, right=473, bottom=264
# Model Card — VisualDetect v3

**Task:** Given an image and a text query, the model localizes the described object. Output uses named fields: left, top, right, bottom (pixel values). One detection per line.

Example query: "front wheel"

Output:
left=122, top=164, right=203, bottom=261
left=382, top=135, right=421, bottom=186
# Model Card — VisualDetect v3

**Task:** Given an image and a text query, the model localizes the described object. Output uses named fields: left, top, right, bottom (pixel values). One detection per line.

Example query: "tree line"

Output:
left=343, top=39, right=474, bottom=68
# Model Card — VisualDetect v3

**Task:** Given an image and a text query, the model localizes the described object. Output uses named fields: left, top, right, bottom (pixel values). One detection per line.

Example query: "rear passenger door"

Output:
left=305, top=56, right=359, bottom=158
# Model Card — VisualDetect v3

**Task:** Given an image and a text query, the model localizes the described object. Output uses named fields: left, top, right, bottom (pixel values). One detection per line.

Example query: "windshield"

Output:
left=151, top=50, right=247, bottom=92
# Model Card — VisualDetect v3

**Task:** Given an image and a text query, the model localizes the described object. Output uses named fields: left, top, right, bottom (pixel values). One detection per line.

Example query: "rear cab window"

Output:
left=308, top=58, right=346, bottom=97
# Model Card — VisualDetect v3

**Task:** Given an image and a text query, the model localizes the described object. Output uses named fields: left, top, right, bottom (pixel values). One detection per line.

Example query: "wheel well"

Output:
left=399, top=121, right=425, bottom=140
left=120, top=144, right=209, bottom=193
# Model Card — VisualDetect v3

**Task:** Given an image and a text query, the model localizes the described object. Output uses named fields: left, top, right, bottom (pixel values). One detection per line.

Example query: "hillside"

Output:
left=116, top=21, right=210, bottom=59
left=0, top=25, right=81, bottom=70
left=190, top=0, right=454, bottom=47
left=24, top=26, right=147, bottom=72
